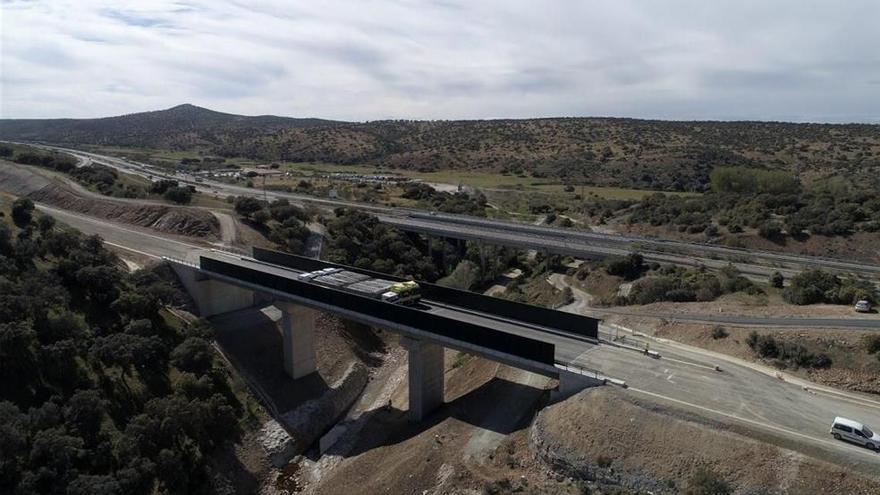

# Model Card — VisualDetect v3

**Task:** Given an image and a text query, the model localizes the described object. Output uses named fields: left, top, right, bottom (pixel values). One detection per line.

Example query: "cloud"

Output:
left=1, top=0, right=879, bottom=122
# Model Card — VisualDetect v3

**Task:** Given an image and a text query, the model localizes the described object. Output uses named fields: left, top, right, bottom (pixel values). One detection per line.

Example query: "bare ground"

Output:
left=0, top=162, right=219, bottom=238
left=532, top=387, right=880, bottom=495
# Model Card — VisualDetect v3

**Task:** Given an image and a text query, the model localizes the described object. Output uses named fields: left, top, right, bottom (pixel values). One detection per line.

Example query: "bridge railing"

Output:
left=162, top=256, right=198, bottom=268
left=199, top=255, right=557, bottom=366
left=250, top=247, right=600, bottom=340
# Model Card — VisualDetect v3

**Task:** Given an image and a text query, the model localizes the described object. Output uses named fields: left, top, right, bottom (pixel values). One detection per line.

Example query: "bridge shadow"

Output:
left=211, top=307, right=330, bottom=413
left=322, top=374, right=549, bottom=459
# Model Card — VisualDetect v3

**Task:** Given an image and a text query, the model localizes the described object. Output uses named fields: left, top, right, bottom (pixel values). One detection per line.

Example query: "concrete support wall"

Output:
left=170, top=263, right=255, bottom=317
left=550, top=370, right=604, bottom=403
left=401, top=336, right=445, bottom=421
left=277, top=302, right=318, bottom=380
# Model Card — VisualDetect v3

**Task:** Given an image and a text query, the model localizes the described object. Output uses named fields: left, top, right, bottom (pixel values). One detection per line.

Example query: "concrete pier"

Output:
left=277, top=303, right=318, bottom=380
left=401, top=336, right=445, bottom=421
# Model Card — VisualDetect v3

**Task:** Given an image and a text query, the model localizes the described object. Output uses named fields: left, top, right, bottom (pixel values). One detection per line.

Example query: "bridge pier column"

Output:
left=401, top=336, right=444, bottom=421
left=277, top=303, right=318, bottom=380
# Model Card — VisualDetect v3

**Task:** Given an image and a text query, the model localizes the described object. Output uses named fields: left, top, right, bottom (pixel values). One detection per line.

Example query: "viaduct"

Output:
left=168, top=247, right=602, bottom=421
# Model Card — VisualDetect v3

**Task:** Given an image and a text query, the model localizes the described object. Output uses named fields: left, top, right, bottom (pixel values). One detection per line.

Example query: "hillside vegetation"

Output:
left=0, top=200, right=258, bottom=494
left=3, top=105, right=879, bottom=192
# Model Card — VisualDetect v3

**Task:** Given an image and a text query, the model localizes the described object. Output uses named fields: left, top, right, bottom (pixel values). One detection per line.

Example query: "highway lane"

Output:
left=22, top=143, right=880, bottom=282
left=574, top=340, right=880, bottom=472
left=36, top=204, right=209, bottom=261
left=591, top=309, right=880, bottom=329
left=37, top=203, right=880, bottom=471
left=401, top=211, right=880, bottom=277
left=380, top=215, right=806, bottom=283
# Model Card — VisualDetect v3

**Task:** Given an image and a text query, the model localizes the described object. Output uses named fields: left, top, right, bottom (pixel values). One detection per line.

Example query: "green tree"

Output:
left=11, top=198, right=35, bottom=227
left=170, top=337, right=214, bottom=376
left=163, top=186, right=193, bottom=205
left=769, top=271, right=784, bottom=288
left=233, top=196, right=264, bottom=220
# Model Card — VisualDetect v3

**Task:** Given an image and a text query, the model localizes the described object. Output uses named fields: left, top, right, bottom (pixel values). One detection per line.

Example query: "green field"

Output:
left=87, top=145, right=700, bottom=201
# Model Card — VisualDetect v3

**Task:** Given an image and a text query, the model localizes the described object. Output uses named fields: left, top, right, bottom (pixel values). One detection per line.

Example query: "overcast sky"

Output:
left=2, top=0, right=879, bottom=122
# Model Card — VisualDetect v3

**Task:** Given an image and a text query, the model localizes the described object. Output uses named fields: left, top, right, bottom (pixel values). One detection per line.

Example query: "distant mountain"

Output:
left=0, top=104, right=338, bottom=148
left=3, top=105, right=879, bottom=191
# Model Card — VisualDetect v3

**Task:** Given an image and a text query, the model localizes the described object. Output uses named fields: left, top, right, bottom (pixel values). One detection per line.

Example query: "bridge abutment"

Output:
left=170, top=263, right=255, bottom=317
left=277, top=303, right=318, bottom=380
left=401, top=336, right=445, bottom=421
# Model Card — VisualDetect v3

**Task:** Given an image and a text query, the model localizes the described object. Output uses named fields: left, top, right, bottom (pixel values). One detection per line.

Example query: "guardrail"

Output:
left=251, top=247, right=600, bottom=340
left=162, top=256, right=198, bottom=268
left=199, top=255, right=557, bottom=366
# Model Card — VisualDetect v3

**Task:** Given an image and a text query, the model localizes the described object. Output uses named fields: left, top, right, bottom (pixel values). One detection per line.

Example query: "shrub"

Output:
left=685, top=467, right=731, bottom=495
left=596, top=455, right=613, bottom=468
left=11, top=198, right=35, bottom=227
left=863, top=335, right=880, bottom=354
left=710, top=326, right=728, bottom=339
left=770, top=271, right=784, bottom=288
left=605, top=253, right=645, bottom=281
left=783, top=269, right=841, bottom=305
left=163, top=186, right=193, bottom=205
left=758, top=222, right=783, bottom=239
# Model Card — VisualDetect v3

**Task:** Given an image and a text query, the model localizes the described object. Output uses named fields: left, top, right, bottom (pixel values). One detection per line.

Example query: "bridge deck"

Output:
left=196, top=251, right=599, bottom=375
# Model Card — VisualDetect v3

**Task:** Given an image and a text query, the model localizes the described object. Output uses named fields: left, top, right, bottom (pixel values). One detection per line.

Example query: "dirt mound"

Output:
left=531, top=387, right=880, bottom=494
left=0, top=164, right=218, bottom=238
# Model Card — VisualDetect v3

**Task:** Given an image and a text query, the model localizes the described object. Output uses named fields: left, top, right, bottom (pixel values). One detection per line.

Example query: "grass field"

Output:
left=88, top=146, right=699, bottom=201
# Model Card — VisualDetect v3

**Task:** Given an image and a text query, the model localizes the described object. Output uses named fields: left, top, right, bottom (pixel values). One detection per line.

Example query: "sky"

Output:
left=2, top=0, right=879, bottom=122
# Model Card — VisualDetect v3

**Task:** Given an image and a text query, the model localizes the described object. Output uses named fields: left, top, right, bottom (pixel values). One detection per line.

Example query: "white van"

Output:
left=830, top=417, right=880, bottom=450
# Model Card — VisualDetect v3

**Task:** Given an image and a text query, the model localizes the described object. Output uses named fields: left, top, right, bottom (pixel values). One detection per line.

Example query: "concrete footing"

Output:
left=401, top=336, right=445, bottom=421
left=277, top=302, right=318, bottom=380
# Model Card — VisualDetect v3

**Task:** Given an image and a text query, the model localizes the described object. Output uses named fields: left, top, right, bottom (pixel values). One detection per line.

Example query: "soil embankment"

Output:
left=530, top=387, right=880, bottom=494
left=0, top=163, right=219, bottom=238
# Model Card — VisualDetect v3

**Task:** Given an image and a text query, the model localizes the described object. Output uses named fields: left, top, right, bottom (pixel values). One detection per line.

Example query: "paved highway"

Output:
left=20, top=143, right=880, bottom=283
left=30, top=203, right=880, bottom=471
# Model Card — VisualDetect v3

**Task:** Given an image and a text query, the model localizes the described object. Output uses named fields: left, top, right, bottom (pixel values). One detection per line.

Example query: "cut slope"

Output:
left=0, top=163, right=219, bottom=238
left=531, top=387, right=880, bottom=494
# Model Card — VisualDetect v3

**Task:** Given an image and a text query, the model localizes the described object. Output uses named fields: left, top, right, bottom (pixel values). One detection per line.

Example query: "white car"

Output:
left=830, top=417, right=880, bottom=450
left=854, top=300, right=871, bottom=313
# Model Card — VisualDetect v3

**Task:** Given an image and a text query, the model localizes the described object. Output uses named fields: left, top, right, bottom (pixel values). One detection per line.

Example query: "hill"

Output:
left=0, top=104, right=336, bottom=149
left=3, top=106, right=880, bottom=191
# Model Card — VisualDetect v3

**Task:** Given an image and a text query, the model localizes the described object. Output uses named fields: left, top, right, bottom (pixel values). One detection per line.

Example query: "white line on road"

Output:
left=102, top=241, right=161, bottom=259
left=36, top=204, right=205, bottom=251
left=626, top=386, right=880, bottom=461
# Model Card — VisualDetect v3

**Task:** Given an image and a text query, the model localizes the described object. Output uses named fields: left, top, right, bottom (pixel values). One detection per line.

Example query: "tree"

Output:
left=170, top=337, right=214, bottom=376
left=757, top=221, right=783, bottom=239
left=63, top=390, right=106, bottom=443
left=36, top=215, right=56, bottom=233
left=163, top=186, right=193, bottom=205
left=233, top=196, right=264, bottom=220
left=605, top=253, right=645, bottom=280
left=149, top=179, right=178, bottom=195
left=770, top=271, right=784, bottom=289
left=11, top=198, right=34, bottom=227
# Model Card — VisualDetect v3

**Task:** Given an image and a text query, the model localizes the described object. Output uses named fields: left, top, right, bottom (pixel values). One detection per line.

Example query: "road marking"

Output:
left=626, top=386, right=880, bottom=461
left=806, top=387, right=880, bottom=412
left=37, top=204, right=205, bottom=251
left=102, top=241, right=161, bottom=259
